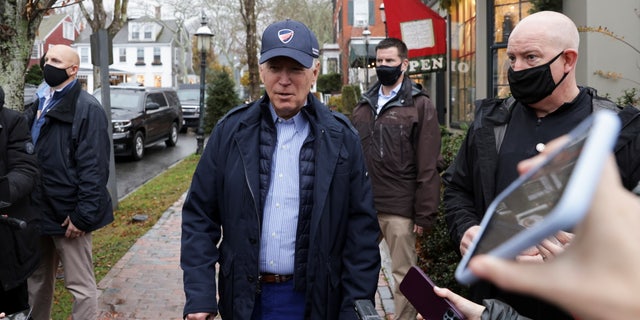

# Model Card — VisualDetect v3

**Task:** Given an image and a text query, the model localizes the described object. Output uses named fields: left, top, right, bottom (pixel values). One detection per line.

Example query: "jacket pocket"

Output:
left=377, top=122, right=413, bottom=169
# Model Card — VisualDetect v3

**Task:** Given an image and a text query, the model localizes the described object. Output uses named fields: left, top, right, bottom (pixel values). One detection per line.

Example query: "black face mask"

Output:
left=43, top=64, right=71, bottom=87
left=507, top=51, right=568, bottom=105
left=375, top=64, right=403, bottom=86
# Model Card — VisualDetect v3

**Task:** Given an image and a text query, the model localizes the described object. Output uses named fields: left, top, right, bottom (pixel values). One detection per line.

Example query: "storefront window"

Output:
left=490, top=0, right=532, bottom=98
left=449, top=1, right=476, bottom=127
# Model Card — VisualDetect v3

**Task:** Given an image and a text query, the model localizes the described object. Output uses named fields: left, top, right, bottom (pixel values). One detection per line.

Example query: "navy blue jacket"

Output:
left=181, top=93, right=380, bottom=319
left=24, top=81, right=113, bottom=235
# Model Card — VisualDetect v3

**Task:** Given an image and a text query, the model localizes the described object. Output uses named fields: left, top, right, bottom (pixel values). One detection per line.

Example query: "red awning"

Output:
left=384, top=0, right=447, bottom=73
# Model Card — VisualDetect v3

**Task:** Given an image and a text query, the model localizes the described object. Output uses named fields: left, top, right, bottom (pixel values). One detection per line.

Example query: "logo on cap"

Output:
left=278, top=29, right=294, bottom=44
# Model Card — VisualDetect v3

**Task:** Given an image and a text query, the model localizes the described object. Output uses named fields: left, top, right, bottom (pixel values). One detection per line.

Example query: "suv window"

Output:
left=147, top=92, right=168, bottom=108
left=177, top=89, right=200, bottom=102
left=111, top=90, right=144, bottom=111
left=165, top=91, right=181, bottom=107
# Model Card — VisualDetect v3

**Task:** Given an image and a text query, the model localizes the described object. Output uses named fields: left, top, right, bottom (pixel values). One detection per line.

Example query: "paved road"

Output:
left=114, top=130, right=198, bottom=200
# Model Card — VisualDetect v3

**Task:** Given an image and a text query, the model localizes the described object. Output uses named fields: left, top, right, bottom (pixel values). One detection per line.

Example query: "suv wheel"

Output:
left=132, top=131, right=145, bottom=161
left=165, top=122, right=179, bottom=147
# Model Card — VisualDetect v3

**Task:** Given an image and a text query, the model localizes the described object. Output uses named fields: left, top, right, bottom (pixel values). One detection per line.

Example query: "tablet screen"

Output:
left=456, top=111, right=621, bottom=285
left=473, top=131, right=587, bottom=256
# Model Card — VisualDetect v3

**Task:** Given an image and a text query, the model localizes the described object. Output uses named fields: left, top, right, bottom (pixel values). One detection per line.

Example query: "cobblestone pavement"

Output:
left=96, top=193, right=396, bottom=319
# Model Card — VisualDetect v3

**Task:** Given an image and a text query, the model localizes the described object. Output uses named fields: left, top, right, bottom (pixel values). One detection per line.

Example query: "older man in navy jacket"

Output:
left=181, top=19, right=381, bottom=320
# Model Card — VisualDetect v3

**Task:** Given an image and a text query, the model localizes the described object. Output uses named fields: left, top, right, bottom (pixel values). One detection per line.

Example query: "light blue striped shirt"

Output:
left=259, top=106, right=310, bottom=274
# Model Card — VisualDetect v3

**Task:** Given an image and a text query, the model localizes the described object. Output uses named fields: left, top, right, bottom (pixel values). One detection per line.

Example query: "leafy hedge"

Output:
left=205, top=68, right=241, bottom=134
left=317, top=73, right=342, bottom=94
left=340, top=85, right=361, bottom=116
left=416, top=125, right=469, bottom=294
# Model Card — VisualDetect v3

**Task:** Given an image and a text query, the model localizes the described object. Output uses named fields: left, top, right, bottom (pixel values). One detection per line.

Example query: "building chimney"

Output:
left=155, top=6, right=161, bottom=19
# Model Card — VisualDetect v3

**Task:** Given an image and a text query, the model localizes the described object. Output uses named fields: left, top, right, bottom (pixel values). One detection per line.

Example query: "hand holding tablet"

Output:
left=455, top=110, right=621, bottom=285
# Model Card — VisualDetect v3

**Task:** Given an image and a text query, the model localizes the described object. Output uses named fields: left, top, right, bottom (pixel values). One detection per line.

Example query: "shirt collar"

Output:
left=37, top=79, right=77, bottom=99
left=269, top=104, right=309, bottom=133
left=378, top=81, right=403, bottom=99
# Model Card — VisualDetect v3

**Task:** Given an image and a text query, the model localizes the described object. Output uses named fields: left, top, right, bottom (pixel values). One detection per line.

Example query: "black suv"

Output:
left=176, top=84, right=202, bottom=131
left=94, top=86, right=183, bottom=161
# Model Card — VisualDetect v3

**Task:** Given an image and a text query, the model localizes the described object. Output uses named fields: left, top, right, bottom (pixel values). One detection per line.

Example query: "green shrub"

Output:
left=328, top=94, right=343, bottom=111
left=340, top=85, right=360, bottom=116
left=617, top=88, right=639, bottom=107
left=416, top=125, right=468, bottom=295
left=205, top=69, right=241, bottom=134
left=528, top=0, right=563, bottom=13
left=25, top=64, right=43, bottom=85
left=317, top=73, right=342, bottom=94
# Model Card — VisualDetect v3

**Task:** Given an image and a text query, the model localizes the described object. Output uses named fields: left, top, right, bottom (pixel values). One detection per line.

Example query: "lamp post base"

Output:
left=195, top=133, right=204, bottom=155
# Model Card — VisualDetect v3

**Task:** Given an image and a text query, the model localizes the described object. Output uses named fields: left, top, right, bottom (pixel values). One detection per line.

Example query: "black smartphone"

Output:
left=399, top=266, right=464, bottom=320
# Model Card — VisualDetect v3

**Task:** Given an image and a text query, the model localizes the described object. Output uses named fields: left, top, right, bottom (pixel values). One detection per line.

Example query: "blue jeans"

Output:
left=251, top=280, right=306, bottom=320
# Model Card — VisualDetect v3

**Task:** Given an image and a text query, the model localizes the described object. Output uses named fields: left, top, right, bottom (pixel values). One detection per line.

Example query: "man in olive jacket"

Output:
left=181, top=20, right=380, bottom=320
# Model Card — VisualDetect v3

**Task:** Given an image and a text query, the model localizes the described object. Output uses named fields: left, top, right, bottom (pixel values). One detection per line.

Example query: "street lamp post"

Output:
left=379, top=3, right=387, bottom=37
left=362, top=26, right=371, bottom=90
left=195, top=12, right=213, bottom=155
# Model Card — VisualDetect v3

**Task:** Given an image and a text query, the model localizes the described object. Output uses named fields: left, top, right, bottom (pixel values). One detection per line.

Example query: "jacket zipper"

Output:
left=239, top=143, right=262, bottom=294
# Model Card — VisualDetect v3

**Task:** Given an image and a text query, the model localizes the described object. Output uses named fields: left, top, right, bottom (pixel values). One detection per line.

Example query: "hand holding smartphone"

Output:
left=399, top=266, right=464, bottom=320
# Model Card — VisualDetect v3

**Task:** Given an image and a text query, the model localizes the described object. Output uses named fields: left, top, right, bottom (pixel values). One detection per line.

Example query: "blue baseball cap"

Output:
left=259, top=19, right=320, bottom=68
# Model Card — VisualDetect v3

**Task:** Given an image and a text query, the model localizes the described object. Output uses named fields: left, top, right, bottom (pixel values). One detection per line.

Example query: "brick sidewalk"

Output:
left=96, top=193, right=395, bottom=319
